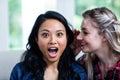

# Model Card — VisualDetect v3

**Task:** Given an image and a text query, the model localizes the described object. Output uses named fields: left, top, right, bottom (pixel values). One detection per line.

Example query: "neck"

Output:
left=94, top=47, right=118, bottom=67
left=96, top=52, right=118, bottom=79
left=44, top=59, right=59, bottom=80
left=98, top=53, right=119, bottom=67
left=44, top=65, right=58, bottom=80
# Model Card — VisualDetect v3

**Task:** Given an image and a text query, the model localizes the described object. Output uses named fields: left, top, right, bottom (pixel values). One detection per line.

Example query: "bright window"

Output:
left=9, top=0, right=57, bottom=50
left=8, top=0, right=120, bottom=50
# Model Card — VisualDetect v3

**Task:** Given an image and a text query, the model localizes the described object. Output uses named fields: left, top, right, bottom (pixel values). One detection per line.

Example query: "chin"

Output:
left=82, top=49, right=89, bottom=53
left=49, top=58, right=59, bottom=62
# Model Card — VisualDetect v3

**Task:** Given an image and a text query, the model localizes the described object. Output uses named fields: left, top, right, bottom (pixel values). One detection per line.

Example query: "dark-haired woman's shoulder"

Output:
left=10, top=62, right=34, bottom=80
left=71, top=61, right=87, bottom=80
left=77, top=53, right=86, bottom=67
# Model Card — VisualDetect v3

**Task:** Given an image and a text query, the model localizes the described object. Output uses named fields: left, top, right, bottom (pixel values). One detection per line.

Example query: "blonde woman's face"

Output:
left=77, top=18, right=105, bottom=53
left=36, top=19, right=67, bottom=64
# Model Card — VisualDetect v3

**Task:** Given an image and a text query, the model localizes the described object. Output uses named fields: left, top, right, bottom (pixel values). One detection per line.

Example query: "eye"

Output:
left=82, top=31, right=88, bottom=36
left=57, top=32, right=63, bottom=37
left=41, top=33, right=49, bottom=38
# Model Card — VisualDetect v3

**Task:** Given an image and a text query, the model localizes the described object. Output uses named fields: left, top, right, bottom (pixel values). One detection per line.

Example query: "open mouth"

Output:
left=48, top=47, right=58, bottom=57
left=48, top=48, right=58, bottom=52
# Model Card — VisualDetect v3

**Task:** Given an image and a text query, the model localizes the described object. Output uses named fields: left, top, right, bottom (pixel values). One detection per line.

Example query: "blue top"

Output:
left=10, top=62, right=87, bottom=80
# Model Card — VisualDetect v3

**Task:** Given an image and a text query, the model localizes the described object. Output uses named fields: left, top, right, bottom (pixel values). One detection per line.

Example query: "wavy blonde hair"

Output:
left=82, top=7, right=120, bottom=80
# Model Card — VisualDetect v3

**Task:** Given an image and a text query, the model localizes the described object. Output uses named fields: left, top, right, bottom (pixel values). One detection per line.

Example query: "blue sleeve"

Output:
left=71, top=62, right=87, bottom=80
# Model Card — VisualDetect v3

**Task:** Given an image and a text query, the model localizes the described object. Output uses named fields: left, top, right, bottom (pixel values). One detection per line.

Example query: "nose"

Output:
left=49, top=35, right=57, bottom=45
left=77, top=33, right=83, bottom=40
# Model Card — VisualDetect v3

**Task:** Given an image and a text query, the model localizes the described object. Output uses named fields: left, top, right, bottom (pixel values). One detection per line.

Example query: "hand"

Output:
left=70, top=29, right=81, bottom=56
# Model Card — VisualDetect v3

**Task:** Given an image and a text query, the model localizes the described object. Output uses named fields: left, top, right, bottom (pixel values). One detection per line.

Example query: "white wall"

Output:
left=56, top=0, right=75, bottom=26
left=0, top=0, right=9, bottom=51
left=0, top=50, right=24, bottom=80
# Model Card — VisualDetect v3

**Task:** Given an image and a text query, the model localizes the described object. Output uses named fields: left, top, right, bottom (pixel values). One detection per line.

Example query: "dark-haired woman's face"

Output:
left=36, top=19, right=67, bottom=64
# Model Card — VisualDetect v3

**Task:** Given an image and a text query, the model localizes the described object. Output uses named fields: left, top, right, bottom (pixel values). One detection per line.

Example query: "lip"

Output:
left=80, top=42, right=86, bottom=49
left=80, top=41, right=86, bottom=46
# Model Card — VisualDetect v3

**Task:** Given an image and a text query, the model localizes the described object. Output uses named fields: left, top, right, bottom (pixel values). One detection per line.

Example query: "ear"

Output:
left=102, top=35, right=107, bottom=42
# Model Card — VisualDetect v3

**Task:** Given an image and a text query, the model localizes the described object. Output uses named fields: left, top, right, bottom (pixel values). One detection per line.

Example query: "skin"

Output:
left=77, top=18, right=105, bottom=53
left=36, top=19, right=67, bottom=80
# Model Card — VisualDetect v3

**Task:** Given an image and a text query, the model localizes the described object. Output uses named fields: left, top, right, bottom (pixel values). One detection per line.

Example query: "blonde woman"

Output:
left=74, top=7, right=120, bottom=80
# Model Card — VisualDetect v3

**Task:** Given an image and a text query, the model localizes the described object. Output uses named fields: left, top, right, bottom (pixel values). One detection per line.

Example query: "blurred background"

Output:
left=0, top=0, right=120, bottom=51
left=0, top=0, right=120, bottom=80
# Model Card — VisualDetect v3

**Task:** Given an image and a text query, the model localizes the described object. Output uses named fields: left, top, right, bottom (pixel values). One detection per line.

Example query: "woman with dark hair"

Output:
left=10, top=11, right=87, bottom=80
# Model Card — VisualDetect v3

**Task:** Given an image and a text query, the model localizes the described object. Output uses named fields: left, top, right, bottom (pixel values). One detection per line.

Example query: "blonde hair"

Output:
left=82, top=7, right=120, bottom=80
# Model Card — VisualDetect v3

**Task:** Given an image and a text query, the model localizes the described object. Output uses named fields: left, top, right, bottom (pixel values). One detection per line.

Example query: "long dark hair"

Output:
left=22, top=11, right=75, bottom=80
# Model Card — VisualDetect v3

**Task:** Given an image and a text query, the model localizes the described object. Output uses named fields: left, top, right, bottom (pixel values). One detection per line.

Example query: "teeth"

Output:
left=48, top=47, right=58, bottom=52
left=50, top=48, right=56, bottom=49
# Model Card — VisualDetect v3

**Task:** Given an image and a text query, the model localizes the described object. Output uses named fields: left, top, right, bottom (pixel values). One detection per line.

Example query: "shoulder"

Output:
left=77, top=54, right=86, bottom=66
left=11, top=62, right=25, bottom=73
left=71, top=62, right=86, bottom=73
left=10, top=62, right=33, bottom=80
left=70, top=62, right=87, bottom=80
left=10, top=62, right=26, bottom=80
left=117, top=59, right=120, bottom=65
left=115, top=59, right=120, bottom=69
left=110, top=59, right=120, bottom=80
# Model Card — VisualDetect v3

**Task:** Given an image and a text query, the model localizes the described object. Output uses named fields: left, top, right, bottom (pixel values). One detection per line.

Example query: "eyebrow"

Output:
left=81, top=27, right=86, bottom=31
left=40, top=29, right=49, bottom=32
left=39, top=29, right=65, bottom=32
left=57, top=30, right=65, bottom=32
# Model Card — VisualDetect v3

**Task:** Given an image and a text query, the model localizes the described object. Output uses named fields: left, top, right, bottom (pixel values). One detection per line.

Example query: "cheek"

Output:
left=37, top=39, right=47, bottom=51
left=90, top=36, right=102, bottom=47
left=84, top=36, right=92, bottom=43
left=59, top=38, right=67, bottom=49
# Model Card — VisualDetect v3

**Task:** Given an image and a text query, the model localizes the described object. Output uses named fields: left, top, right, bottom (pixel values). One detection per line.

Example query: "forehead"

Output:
left=39, top=19, right=66, bottom=31
left=81, top=18, right=98, bottom=30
